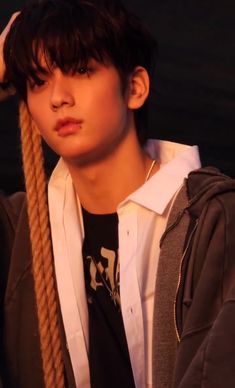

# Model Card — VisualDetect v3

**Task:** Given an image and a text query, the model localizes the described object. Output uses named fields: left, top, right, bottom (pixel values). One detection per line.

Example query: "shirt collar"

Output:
left=49, top=139, right=201, bottom=216
left=119, top=139, right=201, bottom=215
left=50, top=157, right=70, bottom=182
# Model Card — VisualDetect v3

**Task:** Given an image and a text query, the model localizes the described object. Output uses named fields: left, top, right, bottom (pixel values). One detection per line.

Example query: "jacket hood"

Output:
left=186, top=167, right=235, bottom=218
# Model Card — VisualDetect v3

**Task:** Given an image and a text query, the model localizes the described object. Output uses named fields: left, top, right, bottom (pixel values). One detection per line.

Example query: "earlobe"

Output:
left=127, top=66, right=150, bottom=110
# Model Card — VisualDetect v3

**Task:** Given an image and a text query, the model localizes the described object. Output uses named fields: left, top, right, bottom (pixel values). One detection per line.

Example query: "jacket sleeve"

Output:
left=173, top=190, right=235, bottom=388
left=0, top=192, right=75, bottom=387
left=0, top=192, right=26, bottom=301
left=0, top=192, right=27, bottom=387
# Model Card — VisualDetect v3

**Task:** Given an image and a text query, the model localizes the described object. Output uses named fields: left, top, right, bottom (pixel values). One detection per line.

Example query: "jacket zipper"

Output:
left=174, top=219, right=199, bottom=342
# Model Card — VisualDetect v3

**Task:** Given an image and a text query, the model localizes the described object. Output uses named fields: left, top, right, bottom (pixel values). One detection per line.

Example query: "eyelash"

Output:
left=77, top=67, right=92, bottom=75
left=35, top=78, right=46, bottom=86
left=28, top=66, right=93, bottom=90
left=28, top=77, right=46, bottom=90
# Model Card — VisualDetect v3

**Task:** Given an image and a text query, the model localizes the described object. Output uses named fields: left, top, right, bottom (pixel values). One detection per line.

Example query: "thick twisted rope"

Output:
left=19, top=102, right=65, bottom=388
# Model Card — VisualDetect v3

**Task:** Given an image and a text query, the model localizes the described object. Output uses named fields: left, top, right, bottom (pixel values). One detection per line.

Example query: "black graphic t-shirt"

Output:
left=82, top=207, right=135, bottom=388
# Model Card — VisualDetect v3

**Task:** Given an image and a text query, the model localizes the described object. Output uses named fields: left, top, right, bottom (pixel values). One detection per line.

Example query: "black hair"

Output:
left=4, top=0, right=157, bottom=144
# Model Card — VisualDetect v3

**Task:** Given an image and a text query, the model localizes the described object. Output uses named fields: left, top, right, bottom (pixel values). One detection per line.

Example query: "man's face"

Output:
left=27, top=59, right=135, bottom=166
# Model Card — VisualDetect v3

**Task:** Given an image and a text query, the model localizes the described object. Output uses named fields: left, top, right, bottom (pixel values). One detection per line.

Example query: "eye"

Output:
left=28, top=76, right=47, bottom=90
left=34, top=78, right=46, bottom=87
left=77, top=67, right=91, bottom=76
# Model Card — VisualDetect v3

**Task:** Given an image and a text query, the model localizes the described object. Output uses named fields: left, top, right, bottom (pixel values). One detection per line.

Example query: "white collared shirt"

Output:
left=48, top=139, right=201, bottom=387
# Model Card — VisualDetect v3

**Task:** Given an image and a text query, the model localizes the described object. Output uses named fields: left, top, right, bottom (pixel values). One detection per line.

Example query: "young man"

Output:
left=1, top=1, right=235, bottom=387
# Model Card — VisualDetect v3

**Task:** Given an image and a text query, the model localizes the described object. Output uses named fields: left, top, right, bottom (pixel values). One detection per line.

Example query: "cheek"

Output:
left=95, top=86, right=126, bottom=121
left=92, top=75, right=125, bottom=107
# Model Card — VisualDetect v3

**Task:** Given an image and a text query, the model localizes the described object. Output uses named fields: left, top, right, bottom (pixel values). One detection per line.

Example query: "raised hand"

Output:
left=0, top=12, right=19, bottom=99
left=0, top=12, right=20, bottom=82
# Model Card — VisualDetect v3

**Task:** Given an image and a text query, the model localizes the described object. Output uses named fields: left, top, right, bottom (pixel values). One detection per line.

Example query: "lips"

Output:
left=55, top=117, right=83, bottom=137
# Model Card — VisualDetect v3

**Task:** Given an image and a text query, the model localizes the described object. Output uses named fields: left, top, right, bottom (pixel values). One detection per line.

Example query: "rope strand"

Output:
left=19, top=102, right=65, bottom=388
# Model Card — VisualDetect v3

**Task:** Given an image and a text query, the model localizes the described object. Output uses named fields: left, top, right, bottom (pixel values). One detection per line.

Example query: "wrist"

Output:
left=0, top=81, right=10, bottom=89
left=0, top=81, right=15, bottom=101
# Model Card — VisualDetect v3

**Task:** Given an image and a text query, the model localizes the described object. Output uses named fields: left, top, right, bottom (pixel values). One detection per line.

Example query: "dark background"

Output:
left=1, top=0, right=235, bottom=194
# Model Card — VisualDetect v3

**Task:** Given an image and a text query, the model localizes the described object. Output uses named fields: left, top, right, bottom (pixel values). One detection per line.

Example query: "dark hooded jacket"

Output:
left=173, top=168, right=235, bottom=388
left=1, top=167, right=235, bottom=388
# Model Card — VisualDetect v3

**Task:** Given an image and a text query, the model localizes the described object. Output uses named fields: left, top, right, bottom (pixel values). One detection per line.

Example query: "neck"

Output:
left=65, top=136, right=158, bottom=214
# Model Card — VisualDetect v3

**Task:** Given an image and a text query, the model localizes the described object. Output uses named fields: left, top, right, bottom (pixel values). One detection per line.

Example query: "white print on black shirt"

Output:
left=86, top=247, right=120, bottom=295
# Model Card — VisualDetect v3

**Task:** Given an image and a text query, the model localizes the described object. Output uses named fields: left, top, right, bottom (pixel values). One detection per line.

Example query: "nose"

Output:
left=50, top=71, right=75, bottom=111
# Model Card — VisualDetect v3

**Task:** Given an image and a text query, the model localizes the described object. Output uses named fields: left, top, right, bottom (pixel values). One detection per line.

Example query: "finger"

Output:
left=0, top=11, right=20, bottom=87
left=1, top=11, right=20, bottom=40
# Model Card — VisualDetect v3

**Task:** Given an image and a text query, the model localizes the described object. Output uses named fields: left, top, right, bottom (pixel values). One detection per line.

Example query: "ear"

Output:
left=127, top=66, right=150, bottom=110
